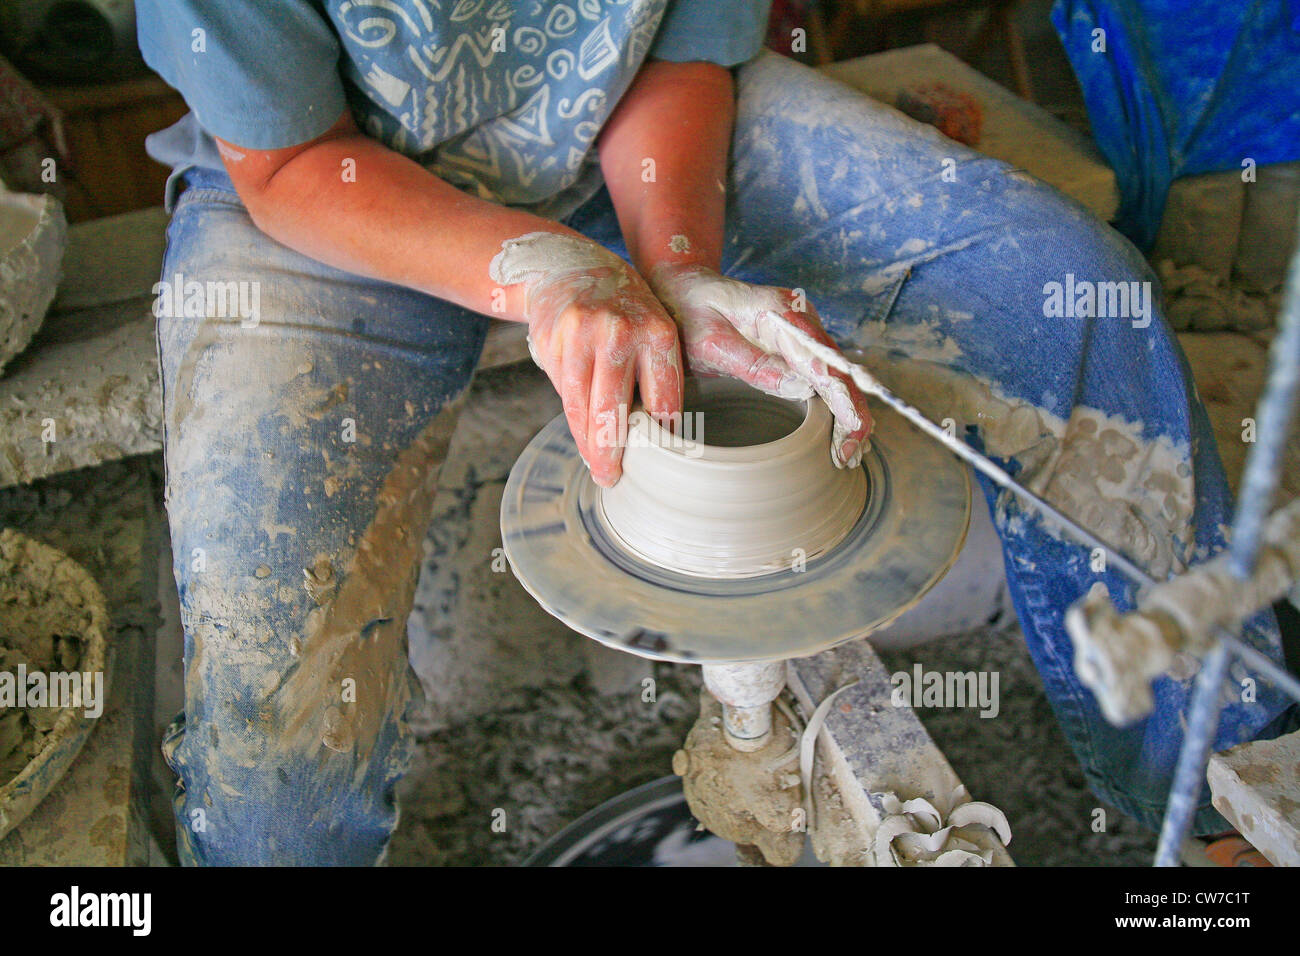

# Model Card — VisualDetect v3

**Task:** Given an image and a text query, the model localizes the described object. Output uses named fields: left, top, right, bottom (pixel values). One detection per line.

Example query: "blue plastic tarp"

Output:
left=1051, top=0, right=1300, bottom=248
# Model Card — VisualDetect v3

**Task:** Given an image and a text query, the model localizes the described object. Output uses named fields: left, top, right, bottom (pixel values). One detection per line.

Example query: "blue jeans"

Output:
left=156, top=51, right=1290, bottom=864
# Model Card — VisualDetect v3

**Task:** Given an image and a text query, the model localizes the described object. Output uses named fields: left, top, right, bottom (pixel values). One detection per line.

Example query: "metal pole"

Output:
left=1153, top=211, right=1300, bottom=865
left=1154, top=643, right=1232, bottom=866
left=1228, top=223, right=1300, bottom=578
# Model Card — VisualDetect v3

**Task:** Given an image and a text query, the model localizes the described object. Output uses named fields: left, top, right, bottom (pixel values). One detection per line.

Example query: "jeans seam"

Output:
left=155, top=210, right=183, bottom=509
left=172, top=185, right=245, bottom=213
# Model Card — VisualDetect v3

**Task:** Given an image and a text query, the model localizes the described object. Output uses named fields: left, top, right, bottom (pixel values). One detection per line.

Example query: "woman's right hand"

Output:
left=490, top=232, right=684, bottom=488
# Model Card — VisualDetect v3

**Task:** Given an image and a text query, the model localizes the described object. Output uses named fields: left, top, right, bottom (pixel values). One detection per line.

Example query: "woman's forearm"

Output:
left=597, top=60, right=735, bottom=277
left=217, top=112, right=580, bottom=322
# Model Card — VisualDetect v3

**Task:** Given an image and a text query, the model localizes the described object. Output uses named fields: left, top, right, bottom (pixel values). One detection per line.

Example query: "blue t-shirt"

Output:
left=138, top=0, right=770, bottom=219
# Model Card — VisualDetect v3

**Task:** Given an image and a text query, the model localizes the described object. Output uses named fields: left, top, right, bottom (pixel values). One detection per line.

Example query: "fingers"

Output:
left=541, top=302, right=683, bottom=489
left=655, top=268, right=875, bottom=469
left=685, top=322, right=813, bottom=400
left=635, top=319, right=685, bottom=430
left=587, top=335, right=637, bottom=487
left=811, top=368, right=871, bottom=467
left=828, top=388, right=872, bottom=468
left=555, top=335, right=596, bottom=475
left=775, top=300, right=873, bottom=466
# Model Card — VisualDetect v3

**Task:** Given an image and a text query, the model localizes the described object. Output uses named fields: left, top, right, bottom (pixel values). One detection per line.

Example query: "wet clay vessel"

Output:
left=599, top=378, right=866, bottom=578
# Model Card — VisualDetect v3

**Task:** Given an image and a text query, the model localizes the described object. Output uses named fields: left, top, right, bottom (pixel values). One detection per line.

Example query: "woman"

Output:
left=137, top=0, right=1291, bottom=865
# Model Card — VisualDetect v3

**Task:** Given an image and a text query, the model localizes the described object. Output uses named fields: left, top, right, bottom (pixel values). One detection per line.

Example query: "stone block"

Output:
left=1207, top=730, right=1300, bottom=867
left=822, top=44, right=1120, bottom=221
left=1152, top=170, right=1245, bottom=281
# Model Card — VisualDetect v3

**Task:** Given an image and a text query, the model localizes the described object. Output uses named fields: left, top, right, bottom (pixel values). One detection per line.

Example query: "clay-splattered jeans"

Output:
left=155, top=167, right=491, bottom=865
left=155, top=51, right=1290, bottom=864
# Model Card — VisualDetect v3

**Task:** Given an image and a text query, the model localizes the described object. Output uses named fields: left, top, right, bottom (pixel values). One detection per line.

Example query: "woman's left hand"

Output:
left=649, top=263, right=873, bottom=468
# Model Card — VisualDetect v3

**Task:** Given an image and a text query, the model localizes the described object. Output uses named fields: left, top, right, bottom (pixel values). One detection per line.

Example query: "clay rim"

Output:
left=626, top=380, right=823, bottom=466
left=0, top=528, right=110, bottom=840
left=597, top=379, right=865, bottom=578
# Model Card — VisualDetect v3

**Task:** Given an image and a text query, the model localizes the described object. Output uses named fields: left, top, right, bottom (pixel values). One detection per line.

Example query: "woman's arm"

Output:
left=215, top=110, right=683, bottom=487
left=216, top=110, right=559, bottom=321
left=596, top=59, right=734, bottom=276
left=597, top=59, right=874, bottom=465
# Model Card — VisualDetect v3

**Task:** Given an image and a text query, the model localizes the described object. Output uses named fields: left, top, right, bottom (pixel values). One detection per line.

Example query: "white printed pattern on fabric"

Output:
left=327, top=0, right=667, bottom=209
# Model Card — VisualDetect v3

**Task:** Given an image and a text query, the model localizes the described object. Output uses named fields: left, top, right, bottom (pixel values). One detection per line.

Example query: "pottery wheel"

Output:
left=501, top=400, right=971, bottom=664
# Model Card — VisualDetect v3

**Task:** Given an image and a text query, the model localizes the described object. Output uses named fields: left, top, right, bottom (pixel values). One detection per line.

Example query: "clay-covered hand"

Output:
left=650, top=263, right=872, bottom=468
left=490, top=232, right=683, bottom=487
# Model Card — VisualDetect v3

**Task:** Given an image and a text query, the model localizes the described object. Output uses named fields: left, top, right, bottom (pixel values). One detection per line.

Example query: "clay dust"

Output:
left=0, top=530, right=99, bottom=783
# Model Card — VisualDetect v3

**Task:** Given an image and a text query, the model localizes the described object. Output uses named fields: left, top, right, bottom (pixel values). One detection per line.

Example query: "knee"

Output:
left=169, top=711, right=410, bottom=866
left=999, top=170, right=1153, bottom=283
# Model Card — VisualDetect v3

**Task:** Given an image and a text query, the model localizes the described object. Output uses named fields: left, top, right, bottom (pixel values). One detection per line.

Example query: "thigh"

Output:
left=724, top=53, right=1215, bottom=578
left=723, top=53, right=1289, bottom=829
left=156, top=173, right=489, bottom=864
left=727, top=53, right=1179, bottom=422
